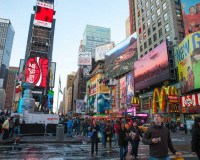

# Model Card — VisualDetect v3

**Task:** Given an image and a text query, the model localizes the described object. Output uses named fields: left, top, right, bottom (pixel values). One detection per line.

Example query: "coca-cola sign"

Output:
left=180, top=93, right=200, bottom=107
left=25, top=57, right=48, bottom=88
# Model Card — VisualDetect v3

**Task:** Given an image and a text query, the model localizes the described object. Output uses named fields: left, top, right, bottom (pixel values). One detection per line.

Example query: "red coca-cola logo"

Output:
left=25, top=57, right=48, bottom=88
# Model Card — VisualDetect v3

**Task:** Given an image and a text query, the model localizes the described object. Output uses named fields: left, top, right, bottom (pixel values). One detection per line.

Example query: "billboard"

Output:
left=25, top=57, right=48, bottom=88
left=76, top=99, right=85, bottom=113
left=49, top=62, right=56, bottom=88
left=105, top=33, right=138, bottom=78
left=180, top=93, right=200, bottom=107
left=47, top=90, right=54, bottom=109
left=33, top=1, right=54, bottom=28
left=126, top=72, right=134, bottom=107
left=134, top=41, right=170, bottom=91
left=176, top=31, right=200, bottom=93
left=95, top=43, right=114, bottom=61
left=120, top=76, right=126, bottom=108
left=78, top=52, right=92, bottom=66
left=82, top=65, right=92, bottom=77
left=181, top=0, right=200, bottom=35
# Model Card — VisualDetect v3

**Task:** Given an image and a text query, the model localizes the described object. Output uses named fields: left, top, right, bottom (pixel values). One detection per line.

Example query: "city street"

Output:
left=0, top=131, right=197, bottom=160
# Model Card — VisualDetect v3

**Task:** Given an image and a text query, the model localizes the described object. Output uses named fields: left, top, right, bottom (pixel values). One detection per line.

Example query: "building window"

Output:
left=139, top=27, right=142, bottom=34
left=154, top=44, right=158, bottom=48
left=150, top=0, right=153, bottom=3
left=152, top=14, right=156, bottom=21
left=143, top=23, right=146, bottom=30
left=144, top=41, right=147, bottom=48
left=138, top=19, right=141, bottom=26
left=140, top=45, right=143, bottom=52
left=174, top=0, right=180, bottom=5
left=179, top=32, right=184, bottom=39
left=145, top=51, right=147, bottom=55
left=176, top=9, right=181, bottom=17
left=149, top=48, right=152, bottom=52
left=166, top=35, right=170, bottom=41
left=157, top=8, right=161, bottom=16
left=157, top=18, right=162, bottom=27
left=159, top=28, right=163, bottom=37
left=146, top=1, right=149, bottom=7
left=160, top=39, right=164, bottom=44
left=156, top=0, right=159, bottom=6
left=148, top=28, right=151, bottom=36
left=151, top=5, right=154, bottom=12
left=165, top=24, right=169, bottom=32
left=138, top=11, right=141, bottom=17
left=143, top=32, right=147, bottom=39
left=146, top=10, right=150, bottom=17
left=153, top=33, right=157, bottom=41
left=163, top=13, right=168, bottom=21
left=148, top=37, right=152, bottom=45
left=152, top=23, right=156, bottom=31
left=147, top=19, right=151, bottom=26
left=163, top=2, right=167, bottom=10
left=142, top=6, right=144, bottom=13
left=142, top=15, right=145, bottom=21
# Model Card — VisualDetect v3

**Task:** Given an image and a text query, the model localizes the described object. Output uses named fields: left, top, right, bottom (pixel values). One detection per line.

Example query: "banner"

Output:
left=78, top=52, right=92, bottom=66
left=120, top=76, right=126, bottom=108
left=181, top=0, right=200, bottom=35
left=176, top=31, right=200, bottom=93
left=126, top=72, right=134, bottom=107
left=76, top=99, right=85, bottom=113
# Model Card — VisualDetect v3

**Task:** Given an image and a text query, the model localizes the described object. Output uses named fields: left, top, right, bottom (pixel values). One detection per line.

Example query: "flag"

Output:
left=59, top=76, right=63, bottom=94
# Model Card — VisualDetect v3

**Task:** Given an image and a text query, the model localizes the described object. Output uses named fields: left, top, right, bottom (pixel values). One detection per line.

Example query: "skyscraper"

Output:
left=134, top=0, right=184, bottom=58
left=83, top=25, right=111, bottom=58
left=128, top=0, right=136, bottom=34
left=0, top=18, right=15, bottom=89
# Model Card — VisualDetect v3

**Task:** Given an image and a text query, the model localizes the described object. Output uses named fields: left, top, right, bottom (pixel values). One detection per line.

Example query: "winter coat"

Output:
left=191, top=126, right=200, bottom=153
left=118, top=127, right=128, bottom=146
left=90, top=125, right=100, bottom=143
left=128, top=126, right=143, bottom=142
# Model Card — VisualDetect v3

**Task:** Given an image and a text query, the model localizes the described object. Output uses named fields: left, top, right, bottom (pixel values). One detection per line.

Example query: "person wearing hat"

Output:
left=142, top=113, right=182, bottom=160
left=191, top=117, right=200, bottom=159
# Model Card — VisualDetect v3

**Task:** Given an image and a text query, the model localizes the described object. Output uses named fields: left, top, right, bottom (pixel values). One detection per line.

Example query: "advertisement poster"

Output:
left=134, top=41, right=170, bottom=91
left=76, top=99, right=85, bottom=113
left=89, top=75, right=97, bottom=96
left=47, top=90, right=54, bottom=109
left=25, top=57, right=48, bottom=88
left=120, top=76, right=126, bottom=108
left=176, top=31, right=200, bottom=93
left=126, top=72, right=134, bottom=107
left=105, top=33, right=138, bottom=78
left=33, top=1, right=54, bottom=28
left=49, top=62, right=56, bottom=88
left=181, top=0, right=200, bottom=35
left=96, top=74, right=110, bottom=94
left=78, top=52, right=92, bottom=66
left=95, top=43, right=114, bottom=61
left=111, top=86, right=116, bottom=107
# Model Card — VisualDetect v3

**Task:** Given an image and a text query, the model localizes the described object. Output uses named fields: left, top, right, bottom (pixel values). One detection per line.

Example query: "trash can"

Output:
left=56, top=124, right=64, bottom=142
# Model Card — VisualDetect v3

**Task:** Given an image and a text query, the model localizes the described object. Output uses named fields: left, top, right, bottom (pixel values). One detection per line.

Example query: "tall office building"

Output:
left=83, top=25, right=111, bottom=58
left=128, top=0, right=136, bottom=34
left=134, top=0, right=184, bottom=58
left=0, top=18, right=15, bottom=89
left=4, top=67, right=18, bottom=109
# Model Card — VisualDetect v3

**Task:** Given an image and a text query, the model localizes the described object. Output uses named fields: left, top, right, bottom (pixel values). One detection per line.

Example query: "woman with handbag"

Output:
left=128, top=121, right=143, bottom=159
left=118, top=122, right=129, bottom=160
left=191, top=116, right=200, bottom=160
left=89, top=121, right=100, bottom=157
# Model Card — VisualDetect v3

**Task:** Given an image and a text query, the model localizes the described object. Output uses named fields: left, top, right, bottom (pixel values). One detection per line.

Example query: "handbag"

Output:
left=124, top=135, right=132, bottom=142
left=129, top=131, right=136, bottom=140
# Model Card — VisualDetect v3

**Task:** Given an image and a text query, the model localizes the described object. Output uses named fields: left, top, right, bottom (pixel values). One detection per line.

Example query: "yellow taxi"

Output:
left=138, top=123, right=151, bottom=132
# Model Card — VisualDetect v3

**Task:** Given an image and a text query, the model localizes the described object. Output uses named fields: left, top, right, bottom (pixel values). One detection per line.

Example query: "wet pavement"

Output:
left=0, top=131, right=198, bottom=160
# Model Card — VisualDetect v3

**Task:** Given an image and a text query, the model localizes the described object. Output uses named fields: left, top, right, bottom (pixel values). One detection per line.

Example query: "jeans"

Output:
left=14, top=126, right=20, bottom=135
left=113, top=133, right=118, bottom=145
left=130, top=140, right=139, bottom=157
left=67, top=127, right=73, bottom=137
left=119, top=144, right=128, bottom=160
left=149, top=156, right=170, bottom=160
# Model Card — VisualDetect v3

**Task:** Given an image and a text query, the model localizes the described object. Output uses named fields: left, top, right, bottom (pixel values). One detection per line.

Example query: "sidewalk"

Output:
left=0, top=134, right=88, bottom=144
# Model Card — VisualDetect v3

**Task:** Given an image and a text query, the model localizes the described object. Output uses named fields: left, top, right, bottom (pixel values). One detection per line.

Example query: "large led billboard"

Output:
left=181, top=0, right=200, bottom=35
left=33, top=1, right=54, bottom=28
left=126, top=72, right=134, bottom=107
left=25, top=57, right=48, bottom=88
left=134, top=41, right=170, bottom=91
left=176, top=31, right=200, bottom=94
left=105, top=33, right=137, bottom=78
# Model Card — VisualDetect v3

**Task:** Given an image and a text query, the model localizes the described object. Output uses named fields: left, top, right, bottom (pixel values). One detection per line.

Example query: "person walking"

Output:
left=118, top=122, right=129, bottom=160
left=128, top=121, right=143, bottom=159
left=191, top=116, right=200, bottom=160
left=2, top=117, right=9, bottom=140
left=142, top=113, right=182, bottom=160
left=102, top=120, right=113, bottom=149
left=89, top=121, right=100, bottom=157
left=113, top=120, right=120, bottom=145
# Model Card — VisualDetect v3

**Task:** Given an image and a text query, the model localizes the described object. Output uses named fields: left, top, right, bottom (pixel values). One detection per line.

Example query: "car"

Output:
left=138, top=123, right=151, bottom=132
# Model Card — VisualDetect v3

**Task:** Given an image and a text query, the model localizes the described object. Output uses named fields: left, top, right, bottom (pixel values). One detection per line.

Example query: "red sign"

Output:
left=168, top=95, right=179, bottom=103
left=180, top=93, right=200, bottom=107
left=25, top=57, right=48, bottom=88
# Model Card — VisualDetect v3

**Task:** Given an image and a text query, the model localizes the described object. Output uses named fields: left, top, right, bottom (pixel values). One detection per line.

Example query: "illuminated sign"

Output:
left=25, top=57, right=48, bottom=88
left=33, top=1, right=54, bottom=28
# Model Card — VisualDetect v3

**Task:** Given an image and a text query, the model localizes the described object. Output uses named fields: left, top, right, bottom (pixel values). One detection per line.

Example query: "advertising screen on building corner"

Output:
left=25, top=57, right=48, bottom=88
left=176, top=31, right=200, bottom=94
left=134, top=41, right=170, bottom=91
left=181, top=0, right=200, bottom=36
left=33, top=1, right=54, bottom=28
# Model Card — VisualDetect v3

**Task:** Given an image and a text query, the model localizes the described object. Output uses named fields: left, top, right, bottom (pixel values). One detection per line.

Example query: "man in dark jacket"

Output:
left=90, top=121, right=100, bottom=157
left=142, top=113, right=181, bottom=160
left=191, top=116, right=200, bottom=159
left=118, top=122, right=129, bottom=160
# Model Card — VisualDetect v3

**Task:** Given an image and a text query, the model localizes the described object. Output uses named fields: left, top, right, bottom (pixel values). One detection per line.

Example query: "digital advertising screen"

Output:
left=33, top=1, right=54, bottom=28
left=181, top=0, right=200, bottom=35
left=47, top=90, right=54, bottom=109
left=95, top=43, right=114, bottom=61
left=120, top=76, right=126, bottom=108
left=49, top=62, right=56, bottom=88
left=176, top=31, right=200, bottom=94
left=126, top=72, right=134, bottom=107
left=134, top=41, right=170, bottom=91
left=105, top=33, right=138, bottom=78
left=25, top=57, right=49, bottom=88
